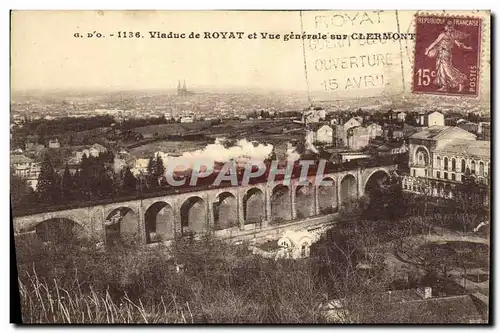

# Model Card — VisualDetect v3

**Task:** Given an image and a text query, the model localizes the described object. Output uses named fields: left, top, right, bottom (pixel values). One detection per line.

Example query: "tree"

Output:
left=79, top=153, right=92, bottom=199
left=11, top=172, right=35, bottom=209
left=364, top=172, right=405, bottom=221
left=122, top=167, right=137, bottom=193
left=405, top=112, right=417, bottom=126
left=36, top=154, right=59, bottom=203
left=339, top=197, right=368, bottom=222
left=386, top=126, right=394, bottom=140
left=61, top=163, right=74, bottom=201
left=411, top=177, right=434, bottom=217
left=145, top=156, right=156, bottom=189
left=90, top=162, right=114, bottom=197
left=106, top=150, right=115, bottom=164
left=98, top=168, right=115, bottom=197
left=455, top=168, right=486, bottom=234
left=35, top=123, right=49, bottom=144
left=146, top=156, right=155, bottom=176
left=452, top=242, right=488, bottom=289
left=154, top=154, right=165, bottom=179
left=311, top=221, right=393, bottom=323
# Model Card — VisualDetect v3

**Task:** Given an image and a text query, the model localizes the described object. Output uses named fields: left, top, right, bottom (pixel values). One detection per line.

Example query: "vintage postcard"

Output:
left=10, top=10, right=491, bottom=324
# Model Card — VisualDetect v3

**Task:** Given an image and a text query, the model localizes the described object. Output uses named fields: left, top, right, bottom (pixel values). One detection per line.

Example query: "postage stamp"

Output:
left=412, top=15, right=481, bottom=96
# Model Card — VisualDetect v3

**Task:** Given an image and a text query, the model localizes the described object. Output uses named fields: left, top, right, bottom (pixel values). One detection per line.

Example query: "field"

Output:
left=132, top=121, right=214, bottom=137
left=127, top=119, right=301, bottom=157
left=129, top=140, right=210, bottom=158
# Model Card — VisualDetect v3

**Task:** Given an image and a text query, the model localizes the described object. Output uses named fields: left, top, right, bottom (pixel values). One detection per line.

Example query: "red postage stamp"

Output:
left=412, top=15, right=481, bottom=96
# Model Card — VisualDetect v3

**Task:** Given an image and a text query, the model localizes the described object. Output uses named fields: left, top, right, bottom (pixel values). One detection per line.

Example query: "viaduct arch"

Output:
left=13, top=164, right=397, bottom=245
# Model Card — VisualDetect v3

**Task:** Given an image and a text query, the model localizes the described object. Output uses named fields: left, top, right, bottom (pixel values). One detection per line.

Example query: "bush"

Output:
left=15, top=232, right=328, bottom=323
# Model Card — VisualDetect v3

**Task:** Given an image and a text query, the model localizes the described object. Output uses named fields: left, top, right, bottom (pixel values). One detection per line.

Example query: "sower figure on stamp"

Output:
left=424, top=21, right=473, bottom=92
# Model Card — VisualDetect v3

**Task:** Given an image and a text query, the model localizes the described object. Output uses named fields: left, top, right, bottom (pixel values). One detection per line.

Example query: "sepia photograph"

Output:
left=10, top=10, right=491, bottom=324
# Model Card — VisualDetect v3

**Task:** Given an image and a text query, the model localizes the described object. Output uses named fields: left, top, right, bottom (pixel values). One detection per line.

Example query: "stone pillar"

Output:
left=90, top=206, right=106, bottom=244
left=173, top=199, right=182, bottom=238
left=335, top=178, right=340, bottom=212
left=137, top=202, right=146, bottom=244
left=357, top=169, right=363, bottom=198
left=314, top=185, right=320, bottom=215
left=100, top=205, right=107, bottom=244
left=291, top=180, right=297, bottom=220
left=237, top=188, right=245, bottom=230
left=207, top=193, right=214, bottom=231
left=264, top=185, right=271, bottom=228
left=337, top=174, right=343, bottom=209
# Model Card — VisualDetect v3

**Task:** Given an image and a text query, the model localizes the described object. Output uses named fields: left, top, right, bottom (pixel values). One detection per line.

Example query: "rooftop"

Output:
left=90, top=143, right=107, bottom=152
left=309, top=123, right=331, bottom=131
left=435, top=139, right=490, bottom=159
left=410, top=126, right=450, bottom=140
left=10, top=154, right=33, bottom=165
left=410, top=126, right=475, bottom=141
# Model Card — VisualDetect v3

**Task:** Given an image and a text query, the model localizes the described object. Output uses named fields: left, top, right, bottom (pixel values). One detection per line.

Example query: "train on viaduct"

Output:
left=13, top=164, right=397, bottom=246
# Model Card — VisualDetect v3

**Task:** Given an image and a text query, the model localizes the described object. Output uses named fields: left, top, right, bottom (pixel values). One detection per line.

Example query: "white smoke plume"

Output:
left=156, top=138, right=274, bottom=172
left=286, top=145, right=301, bottom=163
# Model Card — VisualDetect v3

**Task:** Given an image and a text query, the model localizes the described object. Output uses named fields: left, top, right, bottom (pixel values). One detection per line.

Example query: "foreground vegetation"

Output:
left=16, top=235, right=329, bottom=323
left=14, top=175, right=489, bottom=323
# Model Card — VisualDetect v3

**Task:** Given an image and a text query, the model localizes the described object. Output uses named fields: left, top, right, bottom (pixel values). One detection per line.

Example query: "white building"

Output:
left=48, top=138, right=60, bottom=149
left=10, top=154, right=40, bottom=189
left=403, top=126, right=490, bottom=199
left=303, top=107, right=326, bottom=124
left=89, top=143, right=107, bottom=157
left=417, top=111, right=445, bottom=127
left=334, top=117, right=363, bottom=147
left=339, top=152, right=371, bottom=163
left=365, top=123, right=383, bottom=139
left=396, top=112, right=407, bottom=122
left=74, top=149, right=90, bottom=162
left=346, top=126, right=370, bottom=151
left=315, top=124, right=334, bottom=144
left=180, top=116, right=194, bottom=123
left=132, top=158, right=150, bottom=175
left=427, top=111, right=445, bottom=127
left=344, top=117, right=362, bottom=130
left=113, top=157, right=128, bottom=174
left=276, top=230, right=314, bottom=259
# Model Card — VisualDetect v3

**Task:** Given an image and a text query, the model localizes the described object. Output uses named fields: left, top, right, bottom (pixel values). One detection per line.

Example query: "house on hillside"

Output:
left=417, top=111, right=445, bottom=127
left=89, top=143, right=107, bottom=157
left=346, top=126, right=370, bottom=150
left=365, top=123, right=383, bottom=139
left=10, top=154, right=40, bottom=189
left=334, top=117, right=363, bottom=147
left=48, top=138, right=61, bottom=149
left=396, top=111, right=407, bottom=122
left=308, top=124, right=334, bottom=144
left=180, top=115, right=194, bottom=123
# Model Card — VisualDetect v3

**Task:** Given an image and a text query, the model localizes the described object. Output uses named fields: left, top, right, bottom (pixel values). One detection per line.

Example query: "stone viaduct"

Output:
left=13, top=164, right=397, bottom=245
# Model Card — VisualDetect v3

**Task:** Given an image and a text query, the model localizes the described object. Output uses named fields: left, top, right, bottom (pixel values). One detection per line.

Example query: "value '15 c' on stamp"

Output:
left=412, top=15, right=481, bottom=97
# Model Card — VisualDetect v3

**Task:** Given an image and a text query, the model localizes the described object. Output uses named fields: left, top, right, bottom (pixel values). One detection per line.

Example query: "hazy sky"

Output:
left=11, top=10, right=490, bottom=103
left=11, top=11, right=309, bottom=92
